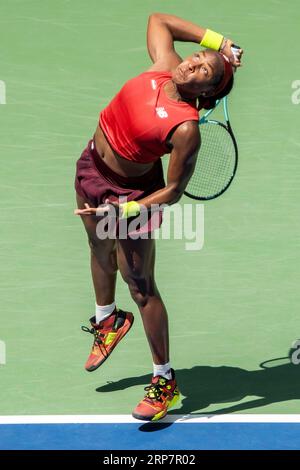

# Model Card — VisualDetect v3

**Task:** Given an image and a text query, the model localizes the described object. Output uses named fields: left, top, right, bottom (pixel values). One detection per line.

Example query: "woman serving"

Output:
left=74, top=12, right=243, bottom=421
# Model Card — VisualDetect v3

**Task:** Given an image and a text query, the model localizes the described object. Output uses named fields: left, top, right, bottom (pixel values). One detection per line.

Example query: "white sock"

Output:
left=95, top=301, right=116, bottom=324
left=153, top=362, right=172, bottom=380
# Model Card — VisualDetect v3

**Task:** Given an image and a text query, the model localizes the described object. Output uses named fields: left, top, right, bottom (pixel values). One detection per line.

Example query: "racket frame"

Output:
left=184, top=96, right=238, bottom=201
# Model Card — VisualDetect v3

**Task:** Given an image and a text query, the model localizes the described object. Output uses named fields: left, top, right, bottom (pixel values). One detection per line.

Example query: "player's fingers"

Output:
left=74, top=208, right=90, bottom=215
left=74, top=207, right=97, bottom=215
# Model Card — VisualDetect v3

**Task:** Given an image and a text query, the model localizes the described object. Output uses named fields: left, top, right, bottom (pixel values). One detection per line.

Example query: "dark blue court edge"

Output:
left=1, top=423, right=300, bottom=450
left=0, top=450, right=300, bottom=464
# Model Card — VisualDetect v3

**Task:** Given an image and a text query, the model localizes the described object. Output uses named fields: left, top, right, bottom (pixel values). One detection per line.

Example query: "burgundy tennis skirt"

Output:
left=75, top=139, right=165, bottom=234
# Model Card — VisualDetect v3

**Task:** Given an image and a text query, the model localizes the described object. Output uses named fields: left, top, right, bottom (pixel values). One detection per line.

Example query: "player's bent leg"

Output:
left=76, top=193, right=134, bottom=372
left=117, top=238, right=169, bottom=364
left=117, top=237, right=180, bottom=420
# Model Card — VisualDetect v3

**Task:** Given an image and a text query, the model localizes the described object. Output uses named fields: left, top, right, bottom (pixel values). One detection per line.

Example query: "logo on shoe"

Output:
left=104, top=332, right=117, bottom=346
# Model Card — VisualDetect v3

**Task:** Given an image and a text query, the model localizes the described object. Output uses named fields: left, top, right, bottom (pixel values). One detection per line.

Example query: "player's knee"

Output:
left=129, top=285, right=149, bottom=307
left=125, top=276, right=149, bottom=307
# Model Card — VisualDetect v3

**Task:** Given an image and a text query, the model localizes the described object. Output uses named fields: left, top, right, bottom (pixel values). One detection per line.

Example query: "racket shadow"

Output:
left=96, top=360, right=300, bottom=417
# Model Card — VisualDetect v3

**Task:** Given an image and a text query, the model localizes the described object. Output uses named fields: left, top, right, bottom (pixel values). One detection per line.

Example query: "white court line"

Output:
left=1, top=415, right=300, bottom=425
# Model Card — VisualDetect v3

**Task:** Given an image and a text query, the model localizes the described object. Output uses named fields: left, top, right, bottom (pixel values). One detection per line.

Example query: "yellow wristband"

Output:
left=200, top=29, right=224, bottom=51
left=120, top=201, right=141, bottom=219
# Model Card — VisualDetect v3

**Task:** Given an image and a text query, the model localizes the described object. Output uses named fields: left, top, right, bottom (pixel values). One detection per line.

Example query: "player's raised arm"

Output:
left=147, top=12, right=243, bottom=67
left=147, top=13, right=205, bottom=63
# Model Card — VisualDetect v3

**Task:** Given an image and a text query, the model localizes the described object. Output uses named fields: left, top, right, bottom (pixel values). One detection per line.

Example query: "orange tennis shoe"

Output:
left=132, top=369, right=180, bottom=421
left=81, top=308, right=134, bottom=372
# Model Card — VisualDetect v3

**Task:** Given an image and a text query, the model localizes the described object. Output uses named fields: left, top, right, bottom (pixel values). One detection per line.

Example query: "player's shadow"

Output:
left=96, top=359, right=300, bottom=418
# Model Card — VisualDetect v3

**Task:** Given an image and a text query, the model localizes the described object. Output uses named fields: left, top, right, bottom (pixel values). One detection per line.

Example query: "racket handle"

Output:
left=231, top=44, right=241, bottom=60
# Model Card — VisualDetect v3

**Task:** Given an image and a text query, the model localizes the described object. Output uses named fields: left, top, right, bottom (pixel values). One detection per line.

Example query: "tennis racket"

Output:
left=184, top=46, right=240, bottom=201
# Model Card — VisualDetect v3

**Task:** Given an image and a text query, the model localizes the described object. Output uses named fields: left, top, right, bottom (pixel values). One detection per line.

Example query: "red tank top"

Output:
left=99, top=71, right=199, bottom=163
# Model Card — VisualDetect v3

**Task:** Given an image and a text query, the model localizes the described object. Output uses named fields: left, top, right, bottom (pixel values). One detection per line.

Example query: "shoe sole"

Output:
left=85, top=314, right=134, bottom=372
left=132, top=391, right=181, bottom=422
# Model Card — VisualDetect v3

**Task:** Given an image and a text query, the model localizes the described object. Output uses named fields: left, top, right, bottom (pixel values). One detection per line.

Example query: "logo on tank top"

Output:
left=156, top=106, right=168, bottom=118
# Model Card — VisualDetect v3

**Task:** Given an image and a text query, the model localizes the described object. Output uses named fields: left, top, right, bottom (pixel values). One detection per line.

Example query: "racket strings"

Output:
left=186, top=122, right=236, bottom=199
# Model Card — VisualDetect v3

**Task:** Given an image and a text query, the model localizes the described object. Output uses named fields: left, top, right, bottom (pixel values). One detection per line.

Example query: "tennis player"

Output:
left=74, top=13, right=243, bottom=421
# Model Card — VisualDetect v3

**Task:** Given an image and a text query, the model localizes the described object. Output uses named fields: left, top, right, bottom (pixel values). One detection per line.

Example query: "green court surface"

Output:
left=1, top=0, right=300, bottom=417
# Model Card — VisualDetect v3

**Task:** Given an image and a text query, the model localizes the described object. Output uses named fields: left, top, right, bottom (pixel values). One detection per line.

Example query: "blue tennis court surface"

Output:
left=1, top=416, right=300, bottom=450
